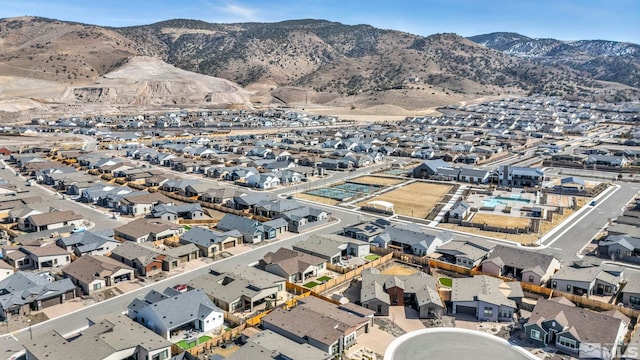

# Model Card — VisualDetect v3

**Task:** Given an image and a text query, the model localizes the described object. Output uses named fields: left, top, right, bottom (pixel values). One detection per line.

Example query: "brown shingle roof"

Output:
left=27, top=210, right=82, bottom=226
left=63, top=255, right=133, bottom=285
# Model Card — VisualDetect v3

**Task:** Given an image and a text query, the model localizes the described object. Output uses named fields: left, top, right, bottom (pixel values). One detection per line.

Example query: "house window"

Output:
left=528, top=275, right=534, bottom=283
left=605, top=285, right=612, bottom=293
left=93, top=283, right=102, bottom=290
left=630, top=296, right=640, bottom=306
left=558, top=336, right=577, bottom=349
left=566, top=284, right=572, bottom=291
left=483, top=307, right=493, bottom=318
left=551, top=281, right=557, bottom=289
left=530, top=329, right=541, bottom=341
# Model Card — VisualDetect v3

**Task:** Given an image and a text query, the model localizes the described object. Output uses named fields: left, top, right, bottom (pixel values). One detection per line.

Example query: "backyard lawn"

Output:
left=365, top=254, right=380, bottom=261
left=176, top=336, right=212, bottom=350
left=303, top=281, right=320, bottom=288
left=317, top=276, right=332, bottom=282
left=438, top=277, right=452, bottom=287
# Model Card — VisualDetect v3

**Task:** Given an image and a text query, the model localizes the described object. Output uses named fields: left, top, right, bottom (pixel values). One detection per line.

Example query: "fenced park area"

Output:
left=358, top=182, right=452, bottom=218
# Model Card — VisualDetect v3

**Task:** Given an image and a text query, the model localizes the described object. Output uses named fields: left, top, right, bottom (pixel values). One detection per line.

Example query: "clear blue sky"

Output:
left=1, top=0, right=638, bottom=43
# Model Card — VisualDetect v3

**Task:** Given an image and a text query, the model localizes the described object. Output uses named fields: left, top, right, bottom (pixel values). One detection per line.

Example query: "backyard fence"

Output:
left=371, top=245, right=640, bottom=319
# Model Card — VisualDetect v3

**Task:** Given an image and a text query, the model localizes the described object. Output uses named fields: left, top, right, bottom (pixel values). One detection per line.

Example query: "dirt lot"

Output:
left=471, top=213, right=531, bottom=228
left=351, top=176, right=405, bottom=186
left=359, top=182, right=452, bottom=218
left=295, top=192, right=339, bottom=206
left=439, top=197, right=588, bottom=245
left=381, top=264, right=419, bottom=276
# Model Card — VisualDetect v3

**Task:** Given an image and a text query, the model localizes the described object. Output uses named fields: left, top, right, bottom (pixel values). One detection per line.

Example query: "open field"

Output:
left=439, top=197, right=588, bottom=245
left=358, top=182, right=452, bottom=218
left=470, top=213, right=531, bottom=228
left=351, top=176, right=405, bottom=186
left=381, top=265, right=419, bottom=276
left=295, top=192, right=339, bottom=206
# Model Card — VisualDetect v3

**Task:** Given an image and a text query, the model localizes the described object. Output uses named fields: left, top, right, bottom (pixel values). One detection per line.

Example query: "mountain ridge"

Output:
left=468, top=32, right=640, bottom=88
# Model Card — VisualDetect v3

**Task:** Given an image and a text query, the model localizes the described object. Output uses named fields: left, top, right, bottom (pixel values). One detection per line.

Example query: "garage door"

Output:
left=455, top=305, right=476, bottom=315
left=41, top=296, right=62, bottom=309
left=223, top=241, right=236, bottom=249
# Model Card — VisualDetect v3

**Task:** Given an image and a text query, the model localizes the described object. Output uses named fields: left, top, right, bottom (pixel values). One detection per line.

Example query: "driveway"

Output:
left=388, top=306, right=425, bottom=333
left=347, top=324, right=396, bottom=358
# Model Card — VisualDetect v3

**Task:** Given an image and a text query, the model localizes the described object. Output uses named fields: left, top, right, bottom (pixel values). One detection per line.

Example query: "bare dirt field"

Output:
left=359, top=182, right=452, bottom=218
left=295, top=192, right=339, bottom=206
left=470, top=213, right=531, bottom=228
left=351, top=176, right=405, bottom=186
left=545, top=193, right=589, bottom=208
left=381, top=264, right=419, bottom=276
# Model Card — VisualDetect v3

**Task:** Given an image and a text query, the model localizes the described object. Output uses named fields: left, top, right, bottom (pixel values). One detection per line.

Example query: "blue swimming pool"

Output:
left=482, top=195, right=531, bottom=208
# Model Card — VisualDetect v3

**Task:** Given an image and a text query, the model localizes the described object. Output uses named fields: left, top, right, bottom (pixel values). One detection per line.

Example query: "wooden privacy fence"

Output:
left=309, top=253, right=394, bottom=294
left=371, top=245, right=640, bottom=319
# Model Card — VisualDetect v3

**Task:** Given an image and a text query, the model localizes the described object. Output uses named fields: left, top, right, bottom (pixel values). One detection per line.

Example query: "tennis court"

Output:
left=334, top=182, right=382, bottom=194
left=305, top=187, right=358, bottom=201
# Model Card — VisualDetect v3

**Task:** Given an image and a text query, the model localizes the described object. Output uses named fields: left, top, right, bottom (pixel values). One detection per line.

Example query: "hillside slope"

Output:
left=469, top=32, right=640, bottom=88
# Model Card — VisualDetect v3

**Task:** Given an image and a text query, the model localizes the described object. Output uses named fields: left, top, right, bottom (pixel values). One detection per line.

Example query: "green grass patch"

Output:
left=365, top=254, right=380, bottom=261
left=183, top=225, right=192, bottom=230
left=317, top=276, right=332, bottom=282
left=303, top=281, right=320, bottom=288
left=176, top=335, right=212, bottom=350
left=438, top=277, right=452, bottom=287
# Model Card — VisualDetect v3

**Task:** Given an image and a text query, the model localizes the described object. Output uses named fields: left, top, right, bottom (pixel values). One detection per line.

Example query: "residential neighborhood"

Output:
left=0, top=96, right=639, bottom=360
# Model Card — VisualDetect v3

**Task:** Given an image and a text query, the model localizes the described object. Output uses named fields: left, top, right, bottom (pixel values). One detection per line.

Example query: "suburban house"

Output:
left=226, top=329, right=331, bottom=360
left=550, top=260, right=623, bottom=297
left=113, top=218, right=184, bottom=244
left=598, top=234, right=640, bottom=263
left=128, top=287, right=224, bottom=340
left=119, top=192, right=174, bottom=216
left=2, top=244, right=71, bottom=271
left=180, top=227, right=241, bottom=257
left=23, top=313, right=173, bottom=360
left=261, top=247, right=326, bottom=283
left=434, top=238, right=495, bottom=268
left=524, top=297, right=628, bottom=359
left=622, top=272, right=640, bottom=309
left=261, top=296, right=373, bottom=357
left=450, top=275, right=523, bottom=322
left=360, top=268, right=444, bottom=318
left=216, top=214, right=276, bottom=243
left=373, top=224, right=453, bottom=257
left=56, top=231, right=120, bottom=257
left=341, top=219, right=391, bottom=242
left=292, top=234, right=370, bottom=265
left=151, top=203, right=205, bottom=222
left=62, top=255, right=134, bottom=295
left=110, top=242, right=178, bottom=277
left=19, top=210, right=84, bottom=232
left=188, top=265, right=285, bottom=313
left=277, top=206, right=331, bottom=232
left=481, top=246, right=560, bottom=285
left=0, top=272, right=77, bottom=320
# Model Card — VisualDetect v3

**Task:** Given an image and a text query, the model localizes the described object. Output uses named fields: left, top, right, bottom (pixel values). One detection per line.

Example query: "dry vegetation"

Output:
left=470, top=213, right=531, bottom=228
left=381, top=265, right=419, bottom=276
left=351, top=176, right=405, bottom=186
left=295, top=193, right=339, bottom=206
left=359, top=182, right=452, bottom=218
